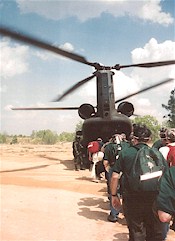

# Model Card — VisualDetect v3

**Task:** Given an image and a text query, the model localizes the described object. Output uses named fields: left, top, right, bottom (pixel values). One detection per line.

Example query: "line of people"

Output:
left=72, top=126, right=175, bottom=240
left=86, top=125, right=175, bottom=241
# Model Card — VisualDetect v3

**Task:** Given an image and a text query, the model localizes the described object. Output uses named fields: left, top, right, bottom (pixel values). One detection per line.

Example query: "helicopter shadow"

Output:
left=0, top=164, right=50, bottom=173
left=37, top=154, right=61, bottom=162
left=37, top=153, right=75, bottom=170
left=38, top=155, right=75, bottom=170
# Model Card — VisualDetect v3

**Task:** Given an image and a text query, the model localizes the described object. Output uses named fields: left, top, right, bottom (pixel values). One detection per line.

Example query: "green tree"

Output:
left=42, top=130, right=58, bottom=144
left=31, top=130, right=58, bottom=144
left=10, top=135, right=18, bottom=144
left=133, top=115, right=161, bottom=142
left=0, top=133, right=7, bottom=143
left=58, top=132, right=75, bottom=142
left=162, top=88, right=175, bottom=127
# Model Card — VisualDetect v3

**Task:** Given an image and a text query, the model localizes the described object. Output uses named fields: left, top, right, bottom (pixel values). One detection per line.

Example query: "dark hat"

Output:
left=159, top=127, right=167, bottom=139
left=133, top=123, right=151, bottom=141
left=167, top=128, right=175, bottom=142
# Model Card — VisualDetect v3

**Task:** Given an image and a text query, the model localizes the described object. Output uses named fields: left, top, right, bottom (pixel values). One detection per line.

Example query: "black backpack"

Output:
left=127, top=145, right=166, bottom=192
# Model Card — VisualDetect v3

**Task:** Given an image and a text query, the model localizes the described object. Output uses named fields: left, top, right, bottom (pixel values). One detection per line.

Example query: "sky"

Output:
left=0, top=0, right=175, bottom=136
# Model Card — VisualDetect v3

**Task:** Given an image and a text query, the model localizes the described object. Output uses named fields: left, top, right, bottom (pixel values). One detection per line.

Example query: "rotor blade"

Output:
left=11, top=107, right=80, bottom=110
left=115, top=78, right=174, bottom=103
left=0, top=26, right=95, bottom=67
left=53, top=74, right=96, bottom=101
left=115, top=60, right=175, bottom=70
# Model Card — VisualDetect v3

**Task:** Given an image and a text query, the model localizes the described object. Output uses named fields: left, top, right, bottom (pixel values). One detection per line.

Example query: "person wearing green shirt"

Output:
left=103, top=133, right=130, bottom=222
left=110, top=123, right=168, bottom=241
left=152, top=127, right=168, bottom=150
left=157, top=166, right=175, bottom=231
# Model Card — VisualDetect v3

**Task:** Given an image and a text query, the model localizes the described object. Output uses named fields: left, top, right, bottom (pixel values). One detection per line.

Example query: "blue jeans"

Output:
left=107, top=168, right=120, bottom=217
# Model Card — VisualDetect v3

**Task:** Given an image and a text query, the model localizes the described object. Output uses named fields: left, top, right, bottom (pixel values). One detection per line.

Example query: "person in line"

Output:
left=156, top=167, right=175, bottom=232
left=88, top=138, right=104, bottom=182
left=152, top=127, right=168, bottom=150
left=94, top=137, right=106, bottom=181
left=159, top=129, right=175, bottom=235
left=72, top=133, right=84, bottom=171
left=90, top=151, right=104, bottom=182
left=103, top=133, right=130, bottom=222
left=159, top=128, right=175, bottom=167
left=110, top=124, right=168, bottom=241
left=97, top=137, right=104, bottom=149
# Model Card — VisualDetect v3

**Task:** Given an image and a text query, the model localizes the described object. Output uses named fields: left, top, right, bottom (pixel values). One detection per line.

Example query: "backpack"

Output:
left=87, top=141, right=100, bottom=153
left=167, top=145, right=175, bottom=166
left=127, top=146, right=166, bottom=192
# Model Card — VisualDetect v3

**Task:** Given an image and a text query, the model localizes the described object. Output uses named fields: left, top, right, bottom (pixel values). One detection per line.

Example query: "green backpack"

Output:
left=127, top=146, right=166, bottom=192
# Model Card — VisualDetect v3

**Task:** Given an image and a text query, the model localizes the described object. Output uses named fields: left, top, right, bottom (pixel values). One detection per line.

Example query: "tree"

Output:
left=58, top=132, right=74, bottom=142
left=31, top=130, right=58, bottom=144
left=162, top=88, right=175, bottom=127
left=10, top=135, right=18, bottom=144
left=133, top=115, right=161, bottom=142
left=0, top=133, right=7, bottom=143
left=42, top=130, right=58, bottom=144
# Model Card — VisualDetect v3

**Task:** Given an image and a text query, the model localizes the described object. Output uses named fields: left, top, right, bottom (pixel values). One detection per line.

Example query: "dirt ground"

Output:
left=0, top=143, right=175, bottom=241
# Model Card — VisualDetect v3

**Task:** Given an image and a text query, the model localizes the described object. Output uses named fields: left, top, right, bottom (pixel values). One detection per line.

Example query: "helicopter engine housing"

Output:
left=117, top=101, right=134, bottom=117
left=78, top=104, right=95, bottom=119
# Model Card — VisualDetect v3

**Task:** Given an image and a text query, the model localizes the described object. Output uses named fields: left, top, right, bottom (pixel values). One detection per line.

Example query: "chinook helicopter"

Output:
left=0, top=27, right=174, bottom=146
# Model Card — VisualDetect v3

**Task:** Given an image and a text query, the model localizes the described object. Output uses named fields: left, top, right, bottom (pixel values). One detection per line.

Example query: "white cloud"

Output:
left=35, top=42, right=74, bottom=61
left=132, top=38, right=175, bottom=63
left=35, top=51, right=51, bottom=61
left=0, top=39, right=30, bottom=79
left=16, top=0, right=174, bottom=25
left=113, top=71, right=140, bottom=100
left=127, top=38, right=175, bottom=119
left=0, top=38, right=75, bottom=81
left=138, top=0, right=173, bottom=26
left=60, top=42, right=74, bottom=52
left=131, top=38, right=175, bottom=81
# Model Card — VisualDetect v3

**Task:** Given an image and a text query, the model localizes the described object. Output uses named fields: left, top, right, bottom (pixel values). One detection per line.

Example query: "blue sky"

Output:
left=1, top=0, right=175, bottom=135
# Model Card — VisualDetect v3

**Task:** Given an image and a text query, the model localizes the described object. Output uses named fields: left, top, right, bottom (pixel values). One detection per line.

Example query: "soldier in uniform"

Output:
left=72, top=131, right=84, bottom=171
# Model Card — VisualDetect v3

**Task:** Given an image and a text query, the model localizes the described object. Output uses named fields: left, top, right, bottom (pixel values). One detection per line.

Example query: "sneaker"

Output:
left=107, top=214, right=118, bottom=223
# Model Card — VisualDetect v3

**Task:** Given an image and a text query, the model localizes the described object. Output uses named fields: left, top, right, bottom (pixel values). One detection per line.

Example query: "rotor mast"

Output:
left=96, top=70, right=116, bottom=118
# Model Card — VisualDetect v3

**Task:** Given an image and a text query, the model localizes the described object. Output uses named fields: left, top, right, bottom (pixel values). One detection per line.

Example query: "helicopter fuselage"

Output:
left=82, top=114, right=132, bottom=146
left=80, top=69, right=133, bottom=145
